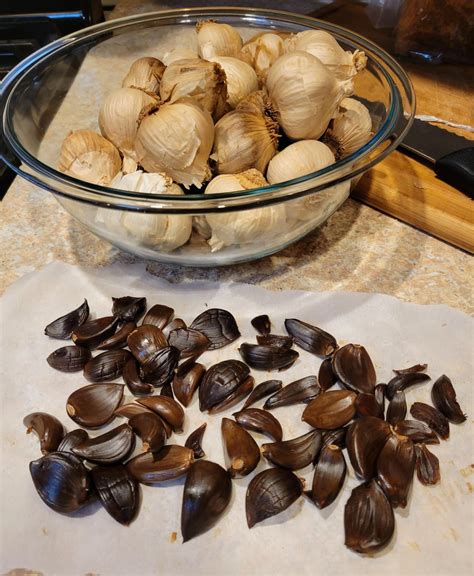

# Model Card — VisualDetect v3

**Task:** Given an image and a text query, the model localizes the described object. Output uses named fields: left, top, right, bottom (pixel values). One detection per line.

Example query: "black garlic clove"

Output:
left=410, top=401, right=450, bottom=440
left=431, top=374, right=466, bottom=424
left=208, top=376, right=254, bottom=414
left=386, top=390, right=407, bottom=426
left=83, top=349, right=132, bottom=383
left=129, top=412, right=166, bottom=453
left=386, top=371, right=431, bottom=400
left=221, top=418, right=260, bottom=478
left=264, top=375, right=320, bottom=409
left=321, top=427, right=348, bottom=451
left=47, top=345, right=91, bottom=372
left=346, top=416, right=391, bottom=480
left=162, top=318, right=187, bottom=339
left=66, top=383, right=124, bottom=429
left=112, top=296, right=147, bottom=323
left=168, top=327, right=211, bottom=360
left=332, top=344, right=376, bottom=394
left=23, top=412, right=65, bottom=454
left=284, top=318, right=337, bottom=357
left=308, top=444, right=346, bottom=509
left=239, top=343, right=299, bottom=371
left=251, top=314, right=271, bottom=336
left=318, top=357, right=338, bottom=391
left=199, top=360, right=250, bottom=412
left=136, top=396, right=185, bottom=432
left=185, top=423, right=207, bottom=459
left=123, top=358, right=154, bottom=396
left=190, top=308, right=240, bottom=350
left=72, top=423, right=135, bottom=465
left=44, top=299, right=89, bottom=339
left=242, top=379, right=282, bottom=409
left=302, top=390, right=357, bottom=430
left=142, top=304, right=174, bottom=329
left=72, top=316, right=118, bottom=349
left=57, top=429, right=89, bottom=454
left=139, top=346, right=180, bottom=387
left=126, top=445, right=194, bottom=483
left=97, top=321, right=136, bottom=350
left=415, top=444, right=441, bottom=485
left=114, top=402, right=155, bottom=420
left=127, top=325, right=168, bottom=365
left=173, top=362, right=206, bottom=407
left=394, top=419, right=440, bottom=444
left=374, top=383, right=387, bottom=418
left=256, top=334, right=293, bottom=349
left=160, top=381, right=174, bottom=399
left=377, top=433, right=416, bottom=508
left=261, top=430, right=322, bottom=470
left=91, top=465, right=140, bottom=525
left=233, top=408, right=283, bottom=441
left=355, top=393, right=384, bottom=419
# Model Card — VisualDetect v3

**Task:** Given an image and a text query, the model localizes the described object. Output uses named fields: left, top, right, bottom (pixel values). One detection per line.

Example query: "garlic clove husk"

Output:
left=240, top=32, right=286, bottom=82
left=267, top=140, right=335, bottom=184
left=135, top=98, right=214, bottom=188
left=196, top=20, right=242, bottom=60
left=122, top=57, right=166, bottom=94
left=159, top=58, right=228, bottom=120
left=284, top=30, right=367, bottom=81
left=99, top=87, right=158, bottom=161
left=212, top=91, right=279, bottom=175
left=323, top=98, right=372, bottom=159
left=266, top=51, right=353, bottom=141
left=209, top=56, right=258, bottom=109
left=161, top=48, right=198, bottom=66
left=58, top=129, right=121, bottom=185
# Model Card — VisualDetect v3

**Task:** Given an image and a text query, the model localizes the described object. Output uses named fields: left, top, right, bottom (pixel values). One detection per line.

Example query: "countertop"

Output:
left=1, top=0, right=473, bottom=315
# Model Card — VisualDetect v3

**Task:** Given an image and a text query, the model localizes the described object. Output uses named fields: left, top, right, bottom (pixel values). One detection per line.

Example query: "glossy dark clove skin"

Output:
left=386, top=372, right=431, bottom=400
left=233, top=408, right=283, bottom=442
left=137, top=396, right=185, bottom=432
left=302, top=390, right=357, bottom=430
left=261, top=430, right=322, bottom=470
left=264, top=376, right=320, bottom=409
left=129, top=412, right=167, bottom=453
left=142, top=304, right=174, bottom=329
left=83, top=349, right=132, bottom=383
left=221, top=418, right=260, bottom=478
left=386, top=390, right=407, bottom=426
left=173, top=363, right=206, bottom=407
left=168, top=328, right=210, bottom=360
left=242, top=379, right=282, bottom=409
left=140, top=346, right=180, bottom=387
left=72, top=316, right=119, bottom=349
left=66, top=383, right=124, bottom=429
left=47, top=345, right=91, bottom=372
left=126, top=445, right=194, bottom=483
left=208, top=376, right=254, bottom=414
left=127, top=325, right=168, bottom=364
left=246, top=468, right=303, bottom=528
left=57, top=429, right=89, bottom=454
left=24, top=412, right=65, bottom=454
left=256, top=334, right=294, bottom=349
left=284, top=318, right=337, bottom=357
left=346, top=416, right=392, bottom=480
left=72, top=423, right=135, bottom=465
left=123, top=359, right=154, bottom=395
left=393, top=420, right=440, bottom=444
left=308, top=444, right=346, bottom=509
left=374, top=384, right=386, bottom=418
left=190, top=308, right=240, bottom=350
left=318, top=358, right=337, bottom=391
left=344, top=479, right=395, bottom=554
left=181, top=460, right=232, bottom=542
left=91, top=465, right=140, bottom=525
left=321, top=427, right=348, bottom=451
left=239, top=343, right=299, bottom=371
left=410, top=402, right=450, bottom=440
left=112, top=296, right=147, bottom=323
left=44, top=299, right=89, bottom=339
left=114, top=403, right=155, bottom=420
left=415, top=444, right=441, bottom=485
left=199, top=360, right=250, bottom=412
left=355, top=393, right=384, bottom=419
left=431, top=375, right=466, bottom=424
left=30, top=452, right=91, bottom=513
left=251, top=314, right=271, bottom=335
left=332, top=344, right=376, bottom=394
left=393, top=363, right=427, bottom=375
left=185, top=423, right=207, bottom=459
left=97, top=322, right=136, bottom=350
left=377, top=434, right=416, bottom=508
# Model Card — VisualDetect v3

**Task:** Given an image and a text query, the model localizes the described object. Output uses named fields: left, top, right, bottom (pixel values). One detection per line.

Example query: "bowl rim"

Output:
left=0, top=6, right=415, bottom=212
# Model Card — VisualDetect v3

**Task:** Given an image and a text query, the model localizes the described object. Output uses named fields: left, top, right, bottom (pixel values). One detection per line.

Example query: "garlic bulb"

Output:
left=209, top=56, right=258, bottom=108
left=204, top=169, right=286, bottom=252
left=323, top=98, right=372, bottom=158
left=266, top=51, right=353, bottom=140
left=58, top=130, right=121, bottom=185
left=135, top=98, right=214, bottom=188
left=240, top=33, right=285, bottom=81
left=196, top=20, right=242, bottom=59
left=212, top=91, right=279, bottom=174
left=99, top=87, right=157, bottom=162
left=159, top=58, right=227, bottom=120
left=122, top=57, right=165, bottom=93
left=284, top=30, right=367, bottom=80
left=267, top=140, right=335, bottom=184
left=161, top=48, right=198, bottom=66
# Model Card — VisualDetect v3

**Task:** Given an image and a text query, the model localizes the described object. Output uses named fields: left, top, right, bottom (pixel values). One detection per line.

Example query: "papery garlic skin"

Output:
left=196, top=20, right=242, bottom=59
left=204, top=169, right=286, bottom=252
left=58, top=129, right=121, bottom=185
left=210, top=56, right=258, bottom=108
left=284, top=30, right=366, bottom=80
left=99, top=87, right=157, bottom=162
left=324, top=98, right=372, bottom=158
left=266, top=51, right=353, bottom=140
left=122, top=57, right=166, bottom=94
left=267, top=140, right=335, bottom=184
left=135, top=98, right=214, bottom=188
left=159, top=58, right=227, bottom=120
left=240, top=33, right=285, bottom=81
left=161, top=48, right=198, bottom=66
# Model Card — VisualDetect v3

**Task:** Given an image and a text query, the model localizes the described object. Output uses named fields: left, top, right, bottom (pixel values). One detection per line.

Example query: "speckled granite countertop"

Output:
left=1, top=1, right=472, bottom=315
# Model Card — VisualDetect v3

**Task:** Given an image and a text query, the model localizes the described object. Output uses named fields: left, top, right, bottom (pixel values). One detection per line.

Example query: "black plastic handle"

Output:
left=435, top=148, right=474, bottom=199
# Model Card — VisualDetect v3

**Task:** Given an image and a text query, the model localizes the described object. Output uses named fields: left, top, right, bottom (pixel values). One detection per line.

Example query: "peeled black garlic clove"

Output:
left=239, top=343, right=299, bottom=371
left=251, top=314, right=271, bottom=335
left=97, top=321, right=136, bottom=350
left=112, top=296, right=147, bottom=323
left=173, top=362, right=206, bottom=407
left=127, top=325, right=168, bottom=364
left=308, top=444, right=346, bottom=509
left=23, top=412, right=65, bottom=454
left=410, top=402, right=450, bottom=440
left=91, top=465, right=140, bottom=525
left=208, top=376, right=254, bottom=414
left=321, top=427, right=348, bottom=451
left=415, top=444, right=441, bottom=485
left=242, top=379, right=282, bottom=409
left=84, top=349, right=132, bottom=383
left=431, top=374, right=466, bottom=424
left=168, top=328, right=211, bottom=360
left=302, top=390, right=357, bottom=430
left=386, top=390, right=407, bottom=426
left=137, top=396, right=185, bottom=432
left=377, top=433, right=416, bottom=508
left=142, top=304, right=174, bottom=329
left=44, top=299, right=89, bottom=339
left=181, top=460, right=232, bottom=542
left=221, top=417, right=260, bottom=478
left=246, top=468, right=304, bottom=528
left=264, top=375, right=320, bottom=409
left=123, top=358, right=154, bottom=395
left=57, top=429, right=89, bottom=454
left=199, top=359, right=250, bottom=412
left=126, top=445, right=194, bottom=483
left=393, top=363, right=427, bottom=375
left=284, top=318, right=337, bottom=357
left=72, top=316, right=119, bottom=349
left=66, top=383, right=124, bottom=428
left=185, top=423, right=207, bottom=459
left=346, top=416, right=391, bottom=480
left=233, top=408, right=283, bottom=441
left=72, top=423, right=136, bottom=465
left=386, top=372, right=431, bottom=400
left=394, top=419, right=440, bottom=444
left=355, top=392, right=383, bottom=419
left=261, top=430, right=322, bottom=470
left=256, top=334, right=294, bottom=349
left=344, top=479, right=395, bottom=554
left=30, top=452, right=91, bottom=513
left=160, top=381, right=174, bottom=399
left=114, top=402, right=155, bottom=420
left=139, top=346, right=180, bottom=387
left=129, top=412, right=167, bottom=453
left=47, top=345, right=91, bottom=372
left=318, top=357, right=337, bottom=391
left=190, top=308, right=240, bottom=350
left=332, top=343, right=376, bottom=394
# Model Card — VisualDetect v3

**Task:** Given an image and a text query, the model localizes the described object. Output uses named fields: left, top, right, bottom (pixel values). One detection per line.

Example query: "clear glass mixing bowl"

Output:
left=0, top=8, right=414, bottom=266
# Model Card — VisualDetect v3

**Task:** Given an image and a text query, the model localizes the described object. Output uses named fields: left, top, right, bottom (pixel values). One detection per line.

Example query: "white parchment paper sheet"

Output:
left=1, top=262, right=473, bottom=576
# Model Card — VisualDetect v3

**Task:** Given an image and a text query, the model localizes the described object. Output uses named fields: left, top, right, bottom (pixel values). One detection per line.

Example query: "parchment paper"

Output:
left=1, top=262, right=472, bottom=576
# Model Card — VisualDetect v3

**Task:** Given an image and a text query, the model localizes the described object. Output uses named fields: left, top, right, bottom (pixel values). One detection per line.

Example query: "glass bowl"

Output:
left=0, top=7, right=414, bottom=266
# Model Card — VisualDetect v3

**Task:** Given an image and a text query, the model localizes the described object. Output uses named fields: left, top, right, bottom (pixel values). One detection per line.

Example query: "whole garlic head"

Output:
left=161, top=48, right=199, bottom=66
left=58, top=130, right=121, bottom=185
left=99, top=87, right=157, bottom=161
left=284, top=30, right=367, bottom=80
left=267, top=140, right=335, bottom=184
left=122, top=57, right=166, bottom=94
left=209, top=56, right=258, bottom=108
left=240, top=33, right=286, bottom=81
left=324, top=98, right=372, bottom=158
left=135, top=98, right=215, bottom=189
left=204, top=169, right=286, bottom=252
left=266, top=51, right=353, bottom=140
left=159, top=58, right=228, bottom=120
left=196, top=20, right=243, bottom=59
